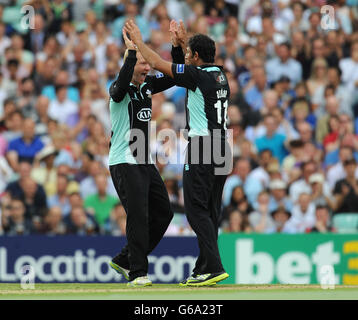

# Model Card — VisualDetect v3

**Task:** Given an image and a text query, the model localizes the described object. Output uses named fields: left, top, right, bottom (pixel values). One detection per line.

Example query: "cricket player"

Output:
left=108, top=23, right=184, bottom=287
left=125, top=20, right=232, bottom=286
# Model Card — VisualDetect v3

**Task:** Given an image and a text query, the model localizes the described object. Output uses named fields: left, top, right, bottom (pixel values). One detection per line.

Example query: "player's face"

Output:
left=132, top=52, right=150, bottom=85
left=185, top=47, right=196, bottom=65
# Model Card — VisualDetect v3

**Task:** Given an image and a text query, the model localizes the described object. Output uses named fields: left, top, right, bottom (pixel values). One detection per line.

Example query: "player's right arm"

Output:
left=125, top=20, right=174, bottom=78
left=109, top=30, right=137, bottom=103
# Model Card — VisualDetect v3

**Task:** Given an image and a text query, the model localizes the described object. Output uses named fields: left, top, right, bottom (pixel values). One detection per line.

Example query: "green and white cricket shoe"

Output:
left=186, top=272, right=229, bottom=287
left=109, top=261, right=130, bottom=281
left=127, top=276, right=152, bottom=287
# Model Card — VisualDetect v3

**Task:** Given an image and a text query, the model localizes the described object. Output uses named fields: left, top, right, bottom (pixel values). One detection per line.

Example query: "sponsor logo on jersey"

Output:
left=176, top=64, right=184, bottom=74
left=137, top=108, right=152, bottom=121
left=216, top=74, right=226, bottom=83
left=156, top=72, right=164, bottom=78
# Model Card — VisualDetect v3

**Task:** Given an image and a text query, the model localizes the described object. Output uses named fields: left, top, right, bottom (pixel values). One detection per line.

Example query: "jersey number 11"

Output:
left=214, top=100, right=228, bottom=130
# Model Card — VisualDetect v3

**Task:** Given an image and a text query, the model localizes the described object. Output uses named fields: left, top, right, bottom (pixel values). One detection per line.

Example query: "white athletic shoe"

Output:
left=127, top=276, right=152, bottom=287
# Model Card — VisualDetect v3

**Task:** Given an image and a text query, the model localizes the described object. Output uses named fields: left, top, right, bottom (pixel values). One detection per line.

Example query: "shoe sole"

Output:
left=179, top=282, right=189, bottom=287
left=109, top=261, right=130, bottom=281
left=127, top=282, right=152, bottom=288
left=186, top=273, right=229, bottom=287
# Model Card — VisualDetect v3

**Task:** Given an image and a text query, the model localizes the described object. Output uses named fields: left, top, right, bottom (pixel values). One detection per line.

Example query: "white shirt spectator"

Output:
left=289, top=178, right=332, bottom=204
left=247, top=166, right=270, bottom=189
left=266, top=57, right=302, bottom=85
left=312, top=84, right=353, bottom=117
left=286, top=203, right=316, bottom=233
left=48, top=98, right=78, bottom=124
left=326, top=162, right=358, bottom=191
left=339, top=57, right=358, bottom=91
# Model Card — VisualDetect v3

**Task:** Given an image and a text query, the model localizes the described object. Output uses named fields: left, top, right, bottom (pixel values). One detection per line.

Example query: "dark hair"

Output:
left=7, top=59, right=19, bottom=68
left=316, top=204, right=330, bottom=212
left=289, top=139, right=304, bottom=149
left=55, top=84, right=67, bottom=93
left=279, top=41, right=291, bottom=50
left=259, top=149, right=272, bottom=157
left=188, top=34, right=216, bottom=63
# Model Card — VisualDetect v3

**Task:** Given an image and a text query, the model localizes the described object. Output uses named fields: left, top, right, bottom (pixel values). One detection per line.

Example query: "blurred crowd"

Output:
left=0, top=0, right=358, bottom=236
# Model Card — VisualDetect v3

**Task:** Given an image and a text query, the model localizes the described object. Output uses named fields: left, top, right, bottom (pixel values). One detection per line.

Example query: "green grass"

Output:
left=1, top=283, right=358, bottom=300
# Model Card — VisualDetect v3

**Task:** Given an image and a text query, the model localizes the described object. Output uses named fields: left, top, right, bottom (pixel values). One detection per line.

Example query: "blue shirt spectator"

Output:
left=42, top=85, right=80, bottom=103
left=254, top=114, right=288, bottom=164
left=266, top=42, right=302, bottom=86
left=223, top=158, right=264, bottom=207
left=6, top=119, right=44, bottom=168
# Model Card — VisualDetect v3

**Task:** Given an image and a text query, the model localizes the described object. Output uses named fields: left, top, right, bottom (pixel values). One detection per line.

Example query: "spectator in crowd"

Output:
left=2, top=197, right=33, bottom=235
left=308, top=205, right=335, bottom=233
left=5, top=161, right=47, bottom=217
left=339, top=41, right=358, bottom=91
left=223, top=157, right=263, bottom=207
left=21, top=176, right=48, bottom=220
left=248, top=149, right=273, bottom=189
left=40, top=206, right=66, bottom=235
left=312, top=66, right=354, bottom=118
left=289, top=160, right=330, bottom=204
left=104, top=203, right=127, bottom=236
left=255, top=113, right=287, bottom=164
left=333, top=158, right=358, bottom=214
left=84, top=173, right=118, bottom=227
left=16, top=77, right=38, bottom=119
left=80, top=160, right=114, bottom=199
left=64, top=205, right=99, bottom=235
left=244, top=67, right=268, bottom=111
left=268, top=179, right=292, bottom=212
left=327, top=146, right=358, bottom=190
left=221, top=185, right=253, bottom=227
left=267, top=207, right=294, bottom=233
left=249, top=191, right=276, bottom=233
left=287, top=192, right=316, bottom=233
left=306, top=58, right=328, bottom=97
left=47, top=174, right=77, bottom=216
left=282, top=139, right=305, bottom=183
left=42, top=69, right=80, bottom=103
left=296, top=121, right=314, bottom=144
left=31, top=144, right=58, bottom=196
left=223, top=209, right=251, bottom=233
left=6, top=118, right=44, bottom=171
left=266, top=42, right=302, bottom=85
left=48, top=85, right=78, bottom=124
left=315, top=96, right=340, bottom=145
left=309, top=173, right=336, bottom=210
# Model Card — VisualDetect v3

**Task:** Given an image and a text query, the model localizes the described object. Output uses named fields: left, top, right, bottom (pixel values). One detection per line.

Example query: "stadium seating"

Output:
left=332, top=214, right=358, bottom=233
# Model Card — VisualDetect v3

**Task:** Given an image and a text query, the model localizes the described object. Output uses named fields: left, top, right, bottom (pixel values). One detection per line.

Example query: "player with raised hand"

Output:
left=108, top=21, right=185, bottom=287
left=124, top=19, right=232, bottom=287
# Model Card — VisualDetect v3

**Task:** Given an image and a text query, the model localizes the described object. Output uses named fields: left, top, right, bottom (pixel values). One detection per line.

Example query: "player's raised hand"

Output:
left=124, top=20, right=142, bottom=46
left=169, top=20, right=179, bottom=46
left=122, top=28, right=136, bottom=50
left=177, top=20, right=187, bottom=48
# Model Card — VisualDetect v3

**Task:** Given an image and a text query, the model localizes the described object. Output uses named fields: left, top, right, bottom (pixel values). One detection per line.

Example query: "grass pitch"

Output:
left=1, top=283, right=358, bottom=300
